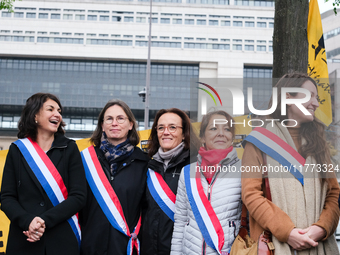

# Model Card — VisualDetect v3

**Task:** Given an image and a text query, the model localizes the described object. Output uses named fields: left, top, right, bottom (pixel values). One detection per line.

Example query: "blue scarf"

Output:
left=100, top=132, right=134, bottom=176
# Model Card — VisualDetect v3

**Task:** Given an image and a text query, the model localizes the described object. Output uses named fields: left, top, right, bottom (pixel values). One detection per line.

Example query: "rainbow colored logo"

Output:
left=197, top=82, right=223, bottom=106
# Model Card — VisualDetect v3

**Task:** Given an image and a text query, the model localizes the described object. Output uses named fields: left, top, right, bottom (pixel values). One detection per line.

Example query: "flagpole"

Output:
left=144, top=0, right=152, bottom=130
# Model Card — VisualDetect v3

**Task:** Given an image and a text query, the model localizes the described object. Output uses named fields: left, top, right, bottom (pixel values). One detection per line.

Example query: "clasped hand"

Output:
left=23, top=216, right=46, bottom=242
left=288, top=225, right=326, bottom=250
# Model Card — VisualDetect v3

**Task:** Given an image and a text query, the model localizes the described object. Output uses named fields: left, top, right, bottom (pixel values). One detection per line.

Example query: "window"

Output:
left=185, top=19, right=194, bottom=25
left=38, top=31, right=48, bottom=35
left=233, top=44, right=242, bottom=50
left=245, top=45, right=254, bottom=51
left=111, top=34, right=121, bottom=38
left=257, top=22, right=266, bottom=28
left=13, top=30, right=23, bottom=34
left=148, top=17, right=158, bottom=23
left=160, top=36, right=170, bottom=39
left=245, top=21, right=254, bottom=27
left=136, top=35, right=145, bottom=38
left=64, top=9, right=85, bottom=12
left=87, top=33, right=96, bottom=37
left=245, top=40, right=254, bottom=43
left=39, top=8, right=61, bottom=11
left=50, top=32, right=60, bottom=35
left=2, top=12, right=11, bottom=17
left=63, top=14, right=73, bottom=20
left=15, top=7, right=36, bottom=10
left=51, top=13, right=61, bottom=19
left=112, top=16, right=122, bottom=22
left=87, top=15, right=97, bottom=21
left=160, top=18, right=170, bottom=24
left=123, top=35, right=133, bottom=38
left=39, top=13, right=48, bottom=19
left=197, top=19, right=206, bottom=25
left=184, top=37, right=194, bottom=40
left=221, top=20, right=230, bottom=26
left=124, top=17, right=134, bottom=22
left=172, top=37, right=181, bottom=40
left=112, top=11, right=134, bottom=14
left=209, top=20, right=218, bottom=26
left=257, top=45, right=266, bottom=51
left=100, top=15, right=109, bottom=21
left=75, top=14, right=85, bottom=20
left=99, top=34, right=109, bottom=37
left=25, top=31, right=35, bottom=34
left=62, top=32, right=72, bottom=36
left=136, top=17, right=145, bottom=23
left=173, top=19, right=182, bottom=24
left=257, top=40, right=266, bottom=43
left=14, top=12, right=24, bottom=18
left=197, top=38, right=206, bottom=41
left=26, top=13, right=36, bottom=18
left=220, top=39, right=229, bottom=42
left=269, top=45, right=273, bottom=52
left=75, top=33, right=84, bottom=36
left=269, top=22, right=274, bottom=28
left=209, top=38, right=218, bottom=41
left=233, top=21, right=242, bottom=27
left=0, top=30, right=10, bottom=33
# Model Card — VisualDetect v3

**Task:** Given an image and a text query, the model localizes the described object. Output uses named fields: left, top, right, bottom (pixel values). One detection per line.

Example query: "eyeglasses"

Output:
left=156, top=125, right=183, bottom=133
left=104, top=116, right=128, bottom=124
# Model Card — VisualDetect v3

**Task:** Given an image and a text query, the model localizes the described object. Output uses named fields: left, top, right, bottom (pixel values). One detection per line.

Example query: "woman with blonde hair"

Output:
left=171, top=110, right=242, bottom=255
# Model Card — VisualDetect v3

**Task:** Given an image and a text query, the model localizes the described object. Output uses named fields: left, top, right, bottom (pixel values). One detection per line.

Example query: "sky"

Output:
left=317, top=0, right=337, bottom=14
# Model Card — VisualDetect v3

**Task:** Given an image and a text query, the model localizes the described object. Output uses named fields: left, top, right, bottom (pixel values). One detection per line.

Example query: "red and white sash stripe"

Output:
left=14, top=138, right=81, bottom=245
left=81, top=146, right=141, bottom=255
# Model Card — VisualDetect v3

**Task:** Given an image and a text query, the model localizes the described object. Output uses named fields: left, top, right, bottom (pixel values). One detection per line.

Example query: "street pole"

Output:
left=144, top=0, right=152, bottom=130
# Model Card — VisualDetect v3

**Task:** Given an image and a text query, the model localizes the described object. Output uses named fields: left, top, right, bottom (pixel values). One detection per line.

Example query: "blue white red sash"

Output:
left=14, top=138, right=81, bottom=245
left=147, top=169, right=176, bottom=222
left=243, top=127, right=305, bottom=185
left=81, top=146, right=141, bottom=255
left=184, top=165, right=227, bottom=255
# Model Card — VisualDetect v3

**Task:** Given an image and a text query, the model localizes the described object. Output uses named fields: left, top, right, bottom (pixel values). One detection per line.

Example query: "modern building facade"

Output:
left=0, top=0, right=276, bottom=149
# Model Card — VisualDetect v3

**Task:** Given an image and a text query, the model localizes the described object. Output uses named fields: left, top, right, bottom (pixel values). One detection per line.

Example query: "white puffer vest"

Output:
left=171, top=148, right=242, bottom=255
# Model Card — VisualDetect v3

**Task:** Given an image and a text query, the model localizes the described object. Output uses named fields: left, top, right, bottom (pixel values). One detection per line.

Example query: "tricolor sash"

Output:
left=14, top=138, right=81, bottom=245
left=81, top=146, right=141, bottom=255
left=243, top=127, right=305, bottom=185
left=184, top=164, right=227, bottom=255
left=146, top=169, right=176, bottom=222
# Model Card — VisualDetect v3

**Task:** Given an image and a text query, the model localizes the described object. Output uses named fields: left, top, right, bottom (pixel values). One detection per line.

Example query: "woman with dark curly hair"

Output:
left=141, top=108, right=199, bottom=255
left=1, top=92, right=86, bottom=255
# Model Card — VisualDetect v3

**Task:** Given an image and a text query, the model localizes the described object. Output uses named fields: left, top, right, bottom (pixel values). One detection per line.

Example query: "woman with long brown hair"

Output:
left=241, top=72, right=340, bottom=254
left=79, top=99, right=149, bottom=255
left=141, top=108, right=199, bottom=255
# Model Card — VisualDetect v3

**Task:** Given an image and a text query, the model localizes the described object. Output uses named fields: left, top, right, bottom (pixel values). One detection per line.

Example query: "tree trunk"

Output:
left=272, top=0, right=309, bottom=78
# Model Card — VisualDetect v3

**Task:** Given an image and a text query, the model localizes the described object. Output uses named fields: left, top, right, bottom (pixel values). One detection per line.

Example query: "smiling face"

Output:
left=287, top=80, right=319, bottom=127
left=201, top=114, right=233, bottom=151
left=157, top=112, right=184, bottom=152
left=101, top=104, right=133, bottom=146
left=35, top=99, right=62, bottom=136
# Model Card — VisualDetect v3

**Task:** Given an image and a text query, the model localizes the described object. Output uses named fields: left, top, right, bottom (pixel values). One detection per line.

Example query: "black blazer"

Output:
left=79, top=146, right=149, bottom=255
left=1, top=134, right=87, bottom=255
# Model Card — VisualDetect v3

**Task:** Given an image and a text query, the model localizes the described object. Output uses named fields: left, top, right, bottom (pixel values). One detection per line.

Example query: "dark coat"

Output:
left=141, top=149, right=191, bottom=255
left=1, top=134, right=87, bottom=255
left=79, top=146, right=149, bottom=255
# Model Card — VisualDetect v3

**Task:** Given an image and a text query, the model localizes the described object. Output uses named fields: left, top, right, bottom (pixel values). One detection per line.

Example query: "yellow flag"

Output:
left=307, top=0, right=332, bottom=126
